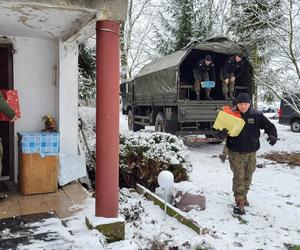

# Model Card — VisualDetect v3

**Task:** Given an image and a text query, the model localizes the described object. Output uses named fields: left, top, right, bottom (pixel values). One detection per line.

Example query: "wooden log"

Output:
left=136, top=184, right=202, bottom=234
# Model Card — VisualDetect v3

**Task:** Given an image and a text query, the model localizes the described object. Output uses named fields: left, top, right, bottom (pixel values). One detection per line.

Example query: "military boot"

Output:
left=233, top=199, right=246, bottom=215
left=205, top=89, right=213, bottom=100
left=229, top=92, right=235, bottom=100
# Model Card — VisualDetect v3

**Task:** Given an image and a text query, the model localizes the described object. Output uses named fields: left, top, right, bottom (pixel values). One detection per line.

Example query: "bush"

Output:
left=120, top=131, right=192, bottom=191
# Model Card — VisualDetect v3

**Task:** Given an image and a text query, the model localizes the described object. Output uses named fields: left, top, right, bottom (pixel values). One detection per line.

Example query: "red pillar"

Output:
left=95, top=20, right=120, bottom=217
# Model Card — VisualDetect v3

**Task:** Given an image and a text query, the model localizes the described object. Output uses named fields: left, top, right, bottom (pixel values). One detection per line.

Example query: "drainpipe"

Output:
left=95, top=20, right=120, bottom=217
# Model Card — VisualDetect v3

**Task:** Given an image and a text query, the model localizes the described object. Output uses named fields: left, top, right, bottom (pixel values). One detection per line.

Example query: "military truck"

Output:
left=121, top=37, right=254, bottom=137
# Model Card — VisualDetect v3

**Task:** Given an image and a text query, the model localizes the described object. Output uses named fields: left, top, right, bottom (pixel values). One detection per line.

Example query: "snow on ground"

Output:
left=18, top=109, right=299, bottom=249
left=116, top=111, right=300, bottom=249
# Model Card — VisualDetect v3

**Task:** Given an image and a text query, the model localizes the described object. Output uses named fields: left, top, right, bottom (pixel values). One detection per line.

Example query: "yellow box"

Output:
left=213, top=111, right=245, bottom=137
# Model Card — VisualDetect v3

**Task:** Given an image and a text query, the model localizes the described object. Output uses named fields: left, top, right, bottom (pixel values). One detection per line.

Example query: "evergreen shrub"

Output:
left=119, top=132, right=192, bottom=191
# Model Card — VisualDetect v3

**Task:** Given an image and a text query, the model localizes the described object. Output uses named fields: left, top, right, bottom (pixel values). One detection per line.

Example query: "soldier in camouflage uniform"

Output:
left=193, top=55, right=216, bottom=100
left=221, top=55, right=245, bottom=100
left=0, top=91, right=16, bottom=201
left=218, top=93, right=277, bottom=215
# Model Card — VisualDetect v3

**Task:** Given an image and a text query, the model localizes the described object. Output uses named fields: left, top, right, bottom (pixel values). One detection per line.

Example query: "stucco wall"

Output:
left=13, top=36, right=58, bottom=181
left=58, top=40, right=86, bottom=185
left=58, top=40, right=78, bottom=155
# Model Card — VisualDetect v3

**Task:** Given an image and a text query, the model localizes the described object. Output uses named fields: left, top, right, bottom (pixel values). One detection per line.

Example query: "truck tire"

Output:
left=291, top=119, right=300, bottom=132
left=128, top=110, right=134, bottom=131
left=128, top=110, right=144, bottom=131
left=155, top=112, right=166, bottom=132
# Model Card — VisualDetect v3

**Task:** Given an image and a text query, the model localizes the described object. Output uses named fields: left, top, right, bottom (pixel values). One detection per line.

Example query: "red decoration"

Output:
left=0, top=89, right=21, bottom=121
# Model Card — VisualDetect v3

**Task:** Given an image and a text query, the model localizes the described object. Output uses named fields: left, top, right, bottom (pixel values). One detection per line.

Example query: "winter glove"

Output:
left=217, top=128, right=228, bottom=140
left=267, top=135, right=277, bottom=146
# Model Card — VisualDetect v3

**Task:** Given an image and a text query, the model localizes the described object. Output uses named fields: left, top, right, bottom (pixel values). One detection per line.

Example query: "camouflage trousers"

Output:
left=222, top=73, right=235, bottom=95
left=228, top=150, right=256, bottom=201
left=0, top=140, right=2, bottom=176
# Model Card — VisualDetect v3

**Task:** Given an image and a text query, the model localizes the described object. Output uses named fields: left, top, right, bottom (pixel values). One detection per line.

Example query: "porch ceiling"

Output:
left=0, top=1, right=98, bottom=40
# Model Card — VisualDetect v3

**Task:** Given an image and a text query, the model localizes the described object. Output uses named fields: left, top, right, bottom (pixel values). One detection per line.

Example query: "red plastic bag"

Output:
left=0, top=89, right=21, bottom=121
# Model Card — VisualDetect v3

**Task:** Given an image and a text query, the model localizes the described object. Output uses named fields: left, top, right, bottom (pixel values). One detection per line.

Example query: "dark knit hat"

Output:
left=236, top=93, right=251, bottom=104
left=205, top=55, right=212, bottom=61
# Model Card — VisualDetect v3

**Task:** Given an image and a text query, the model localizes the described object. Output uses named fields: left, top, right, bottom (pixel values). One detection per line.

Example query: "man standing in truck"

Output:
left=222, top=55, right=245, bottom=100
left=193, top=55, right=216, bottom=100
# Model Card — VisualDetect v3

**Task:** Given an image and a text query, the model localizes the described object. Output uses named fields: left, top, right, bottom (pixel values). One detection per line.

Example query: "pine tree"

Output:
left=156, top=0, right=195, bottom=55
left=78, top=42, right=96, bottom=103
left=229, top=0, right=283, bottom=104
left=156, top=0, right=220, bottom=56
left=174, top=0, right=194, bottom=51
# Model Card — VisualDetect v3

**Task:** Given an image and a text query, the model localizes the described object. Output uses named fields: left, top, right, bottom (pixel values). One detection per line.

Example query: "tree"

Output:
left=155, top=0, right=195, bottom=55
left=121, top=0, right=157, bottom=79
left=254, top=0, right=300, bottom=114
left=155, top=0, right=233, bottom=56
left=228, top=0, right=283, bottom=106
left=78, top=42, right=96, bottom=104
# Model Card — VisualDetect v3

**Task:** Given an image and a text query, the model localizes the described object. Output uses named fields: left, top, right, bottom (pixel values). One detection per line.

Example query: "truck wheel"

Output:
left=291, top=119, right=300, bottom=132
left=128, top=110, right=143, bottom=132
left=128, top=110, right=135, bottom=131
left=155, top=112, right=166, bottom=132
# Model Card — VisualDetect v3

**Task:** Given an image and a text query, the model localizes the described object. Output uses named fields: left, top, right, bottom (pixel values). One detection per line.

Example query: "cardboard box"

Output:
left=0, top=89, right=21, bottom=121
left=18, top=153, right=58, bottom=195
left=213, top=110, right=245, bottom=137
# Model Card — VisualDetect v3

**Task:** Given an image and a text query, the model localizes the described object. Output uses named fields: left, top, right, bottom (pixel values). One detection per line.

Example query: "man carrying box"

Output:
left=0, top=91, right=16, bottom=201
left=193, top=55, right=216, bottom=100
left=217, top=93, right=277, bottom=215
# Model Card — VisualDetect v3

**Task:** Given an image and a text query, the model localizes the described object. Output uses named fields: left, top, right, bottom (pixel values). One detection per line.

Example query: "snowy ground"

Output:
left=15, top=109, right=300, bottom=250
left=116, top=112, right=300, bottom=250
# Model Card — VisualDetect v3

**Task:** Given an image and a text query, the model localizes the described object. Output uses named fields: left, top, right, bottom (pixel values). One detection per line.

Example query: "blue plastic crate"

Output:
left=201, top=81, right=215, bottom=88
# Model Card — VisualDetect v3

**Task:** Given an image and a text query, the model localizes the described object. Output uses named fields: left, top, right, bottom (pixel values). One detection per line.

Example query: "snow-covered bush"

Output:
left=119, top=188, right=144, bottom=221
left=78, top=107, right=192, bottom=191
left=120, top=131, right=192, bottom=191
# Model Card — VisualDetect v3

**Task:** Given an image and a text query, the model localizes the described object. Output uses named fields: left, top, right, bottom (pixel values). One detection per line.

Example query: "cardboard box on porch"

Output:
left=17, top=132, right=59, bottom=195
left=18, top=153, right=58, bottom=195
left=213, top=110, right=245, bottom=137
left=0, top=89, right=21, bottom=121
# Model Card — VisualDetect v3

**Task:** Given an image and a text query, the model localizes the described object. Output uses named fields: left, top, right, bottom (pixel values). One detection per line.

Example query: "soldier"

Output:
left=222, top=55, right=245, bottom=100
left=0, top=91, right=16, bottom=201
left=217, top=93, right=277, bottom=215
left=193, top=55, right=216, bottom=100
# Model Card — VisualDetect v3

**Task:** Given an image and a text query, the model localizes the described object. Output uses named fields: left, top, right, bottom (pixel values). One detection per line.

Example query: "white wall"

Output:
left=9, top=36, right=84, bottom=183
left=13, top=36, right=58, bottom=181
left=58, top=40, right=86, bottom=185
left=58, top=40, right=78, bottom=155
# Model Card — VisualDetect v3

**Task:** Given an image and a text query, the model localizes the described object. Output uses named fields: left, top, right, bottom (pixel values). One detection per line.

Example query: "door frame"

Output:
left=0, top=43, right=14, bottom=181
